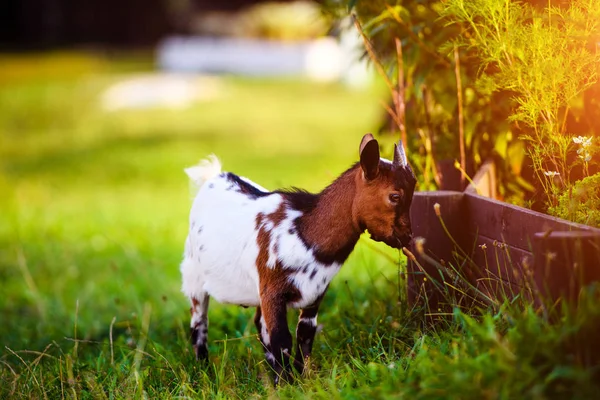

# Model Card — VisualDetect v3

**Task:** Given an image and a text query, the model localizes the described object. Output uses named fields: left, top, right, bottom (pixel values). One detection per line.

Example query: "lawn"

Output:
left=1, top=53, right=599, bottom=399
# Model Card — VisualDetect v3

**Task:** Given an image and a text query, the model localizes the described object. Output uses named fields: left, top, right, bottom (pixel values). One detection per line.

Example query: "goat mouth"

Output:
left=392, top=232, right=413, bottom=249
left=371, top=233, right=407, bottom=249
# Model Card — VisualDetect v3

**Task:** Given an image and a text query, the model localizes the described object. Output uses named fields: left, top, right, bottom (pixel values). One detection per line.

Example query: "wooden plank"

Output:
left=464, top=234, right=532, bottom=300
left=408, top=191, right=600, bottom=309
left=410, top=191, right=466, bottom=262
left=466, top=159, right=496, bottom=199
left=463, top=192, right=600, bottom=252
left=408, top=191, right=466, bottom=311
left=533, top=231, right=600, bottom=302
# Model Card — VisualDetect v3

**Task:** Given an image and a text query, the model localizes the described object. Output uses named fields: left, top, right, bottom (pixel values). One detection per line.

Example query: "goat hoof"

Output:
left=194, top=345, right=209, bottom=361
left=292, top=358, right=304, bottom=374
left=273, top=369, right=294, bottom=387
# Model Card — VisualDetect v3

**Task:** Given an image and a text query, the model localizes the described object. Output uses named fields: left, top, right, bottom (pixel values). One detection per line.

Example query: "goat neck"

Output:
left=294, top=165, right=362, bottom=265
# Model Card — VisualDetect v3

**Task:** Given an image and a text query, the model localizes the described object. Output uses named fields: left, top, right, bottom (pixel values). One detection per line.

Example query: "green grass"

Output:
left=1, top=52, right=600, bottom=399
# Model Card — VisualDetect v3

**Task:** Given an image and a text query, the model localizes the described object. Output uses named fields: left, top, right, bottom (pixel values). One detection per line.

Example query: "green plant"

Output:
left=326, top=0, right=600, bottom=209
left=549, top=172, right=600, bottom=227
left=441, top=0, right=600, bottom=208
left=402, top=200, right=600, bottom=398
left=324, top=0, right=535, bottom=197
left=349, top=1, right=470, bottom=191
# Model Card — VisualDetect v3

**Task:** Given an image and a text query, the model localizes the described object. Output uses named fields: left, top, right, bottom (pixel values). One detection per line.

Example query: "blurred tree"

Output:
left=0, top=0, right=313, bottom=49
left=0, top=0, right=171, bottom=48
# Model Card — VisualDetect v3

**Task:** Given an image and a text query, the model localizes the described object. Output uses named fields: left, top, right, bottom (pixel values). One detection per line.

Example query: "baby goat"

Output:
left=181, top=133, right=416, bottom=384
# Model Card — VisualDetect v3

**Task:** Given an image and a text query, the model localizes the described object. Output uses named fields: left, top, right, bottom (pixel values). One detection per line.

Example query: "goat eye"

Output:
left=389, top=193, right=401, bottom=203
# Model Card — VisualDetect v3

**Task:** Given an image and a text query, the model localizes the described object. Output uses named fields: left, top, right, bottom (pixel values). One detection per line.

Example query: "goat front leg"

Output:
left=293, top=293, right=324, bottom=373
left=254, top=306, right=271, bottom=355
left=260, top=294, right=293, bottom=385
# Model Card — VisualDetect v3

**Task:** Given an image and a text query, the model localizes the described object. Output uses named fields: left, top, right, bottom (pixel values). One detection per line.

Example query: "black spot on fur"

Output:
left=197, top=226, right=203, bottom=234
left=198, top=245, right=204, bottom=252
left=322, top=277, right=327, bottom=284
left=226, top=173, right=270, bottom=199
left=208, top=183, right=214, bottom=189
left=294, top=217, right=360, bottom=265
left=309, top=268, right=318, bottom=280
left=190, top=327, right=198, bottom=345
left=277, top=189, right=319, bottom=213
left=302, top=264, right=309, bottom=274
left=288, top=228, right=295, bottom=235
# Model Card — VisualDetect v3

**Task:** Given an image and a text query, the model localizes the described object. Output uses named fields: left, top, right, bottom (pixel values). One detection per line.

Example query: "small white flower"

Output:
left=543, top=171, right=560, bottom=177
left=578, top=151, right=592, bottom=162
left=414, top=237, right=426, bottom=254
left=573, top=136, right=592, bottom=147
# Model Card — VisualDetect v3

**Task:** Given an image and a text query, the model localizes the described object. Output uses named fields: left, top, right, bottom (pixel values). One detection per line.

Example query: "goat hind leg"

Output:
left=190, top=292, right=210, bottom=361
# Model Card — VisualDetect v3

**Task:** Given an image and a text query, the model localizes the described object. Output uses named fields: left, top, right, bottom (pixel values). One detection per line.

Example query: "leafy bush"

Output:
left=325, top=0, right=600, bottom=209
left=549, top=172, right=600, bottom=227
left=326, top=0, right=518, bottom=192
left=442, top=0, right=600, bottom=208
left=240, top=1, right=329, bottom=41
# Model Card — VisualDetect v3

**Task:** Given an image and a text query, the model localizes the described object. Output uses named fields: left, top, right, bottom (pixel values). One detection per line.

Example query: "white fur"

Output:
left=184, top=154, right=222, bottom=196
left=260, top=315, right=270, bottom=346
left=181, top=174, right=280, bottom=306
left=299, top=316, right=317, bottom=327
left=181, top=156, right=339, bottom=309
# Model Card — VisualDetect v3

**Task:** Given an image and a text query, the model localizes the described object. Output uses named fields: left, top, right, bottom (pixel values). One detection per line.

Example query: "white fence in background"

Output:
left=157, top=33, right=371, bottom=87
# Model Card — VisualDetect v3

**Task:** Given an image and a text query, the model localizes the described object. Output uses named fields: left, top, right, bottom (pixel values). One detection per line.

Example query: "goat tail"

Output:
left=184, top=154, right=222, bottom=196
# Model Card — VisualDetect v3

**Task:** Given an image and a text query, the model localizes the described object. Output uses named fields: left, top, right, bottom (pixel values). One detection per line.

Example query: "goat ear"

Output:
left=359, top=133, right=380, bottom=180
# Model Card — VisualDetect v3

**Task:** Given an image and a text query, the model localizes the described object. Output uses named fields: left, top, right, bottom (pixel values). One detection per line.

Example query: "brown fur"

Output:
left=298, top=160, right=413, bottom=254
left=190, top=298, right=199, bottom=315
left=254, top=209, right=301, bottom=380
left=266, top=202, right=287, bottom=226
left=255, top=211, right=302, bottom=306
left=354, top=163, right=412, bottom=243
left=298, top=170, right=360, bottom=258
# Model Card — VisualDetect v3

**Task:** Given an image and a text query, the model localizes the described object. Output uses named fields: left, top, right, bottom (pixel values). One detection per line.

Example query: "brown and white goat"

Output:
left=180, top=133, right=416, bottom=384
